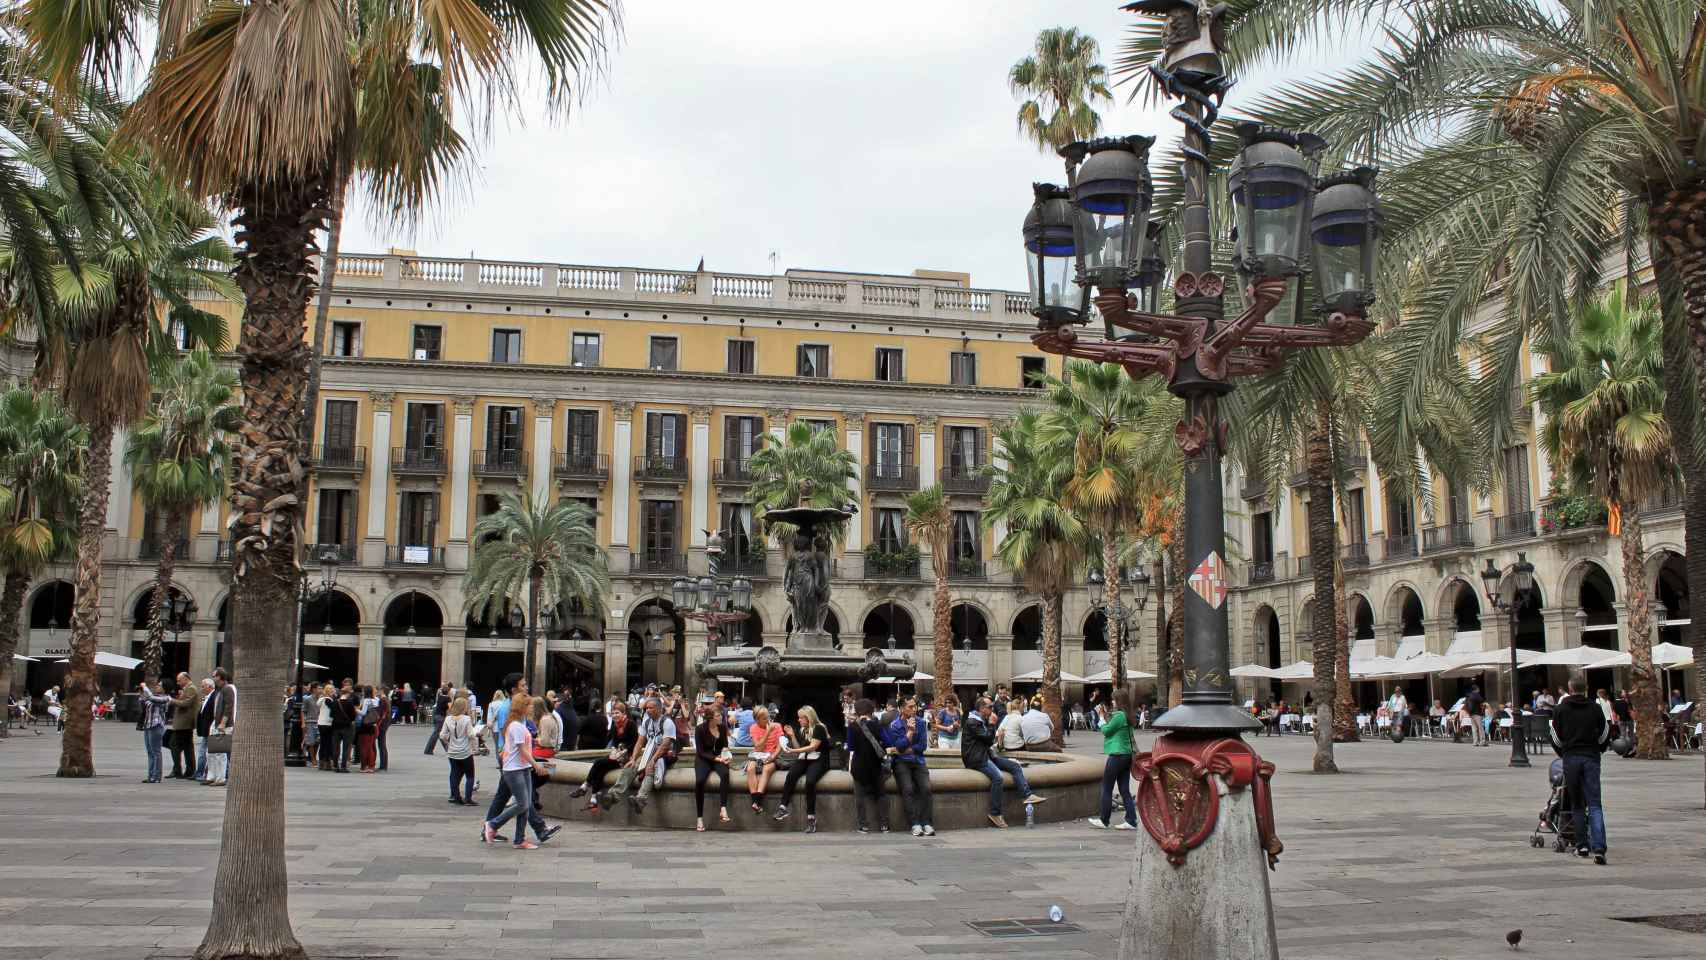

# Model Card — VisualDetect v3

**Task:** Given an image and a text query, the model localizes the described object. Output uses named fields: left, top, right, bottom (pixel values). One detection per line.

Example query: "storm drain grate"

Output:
left=1616, top=914, right=1706, bottom=935
left=966, top=918, right=1086, bottom=939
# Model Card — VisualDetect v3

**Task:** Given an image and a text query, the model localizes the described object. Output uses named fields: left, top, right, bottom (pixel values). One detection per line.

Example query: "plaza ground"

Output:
left=1, top=723, right=1702, bottom=960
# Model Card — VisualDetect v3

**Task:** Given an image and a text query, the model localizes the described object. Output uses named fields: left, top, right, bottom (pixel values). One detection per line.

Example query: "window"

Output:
left=1252, top=512, right=1273, bottom=564
left=799, top=418, right=835, bottom=435
left=571, top=333, right=601, bottom=367
left=726, top=340, right=755, bottom=374
left=649, top=336, right=679, bottom=371
left=169, top=318, right=191, bottom=350
left=874, top=508, right=906, bottom=553
left=330, top=321, right=361, bottom=357
left=1503, top=446, right=1531, bottom=514
left=644, top=412, right=686, bottom=469
left=874, top=348, right=904, bottom=382
left=491, top=329, right=522, bottom=364
left=642, top=500, right=679, bottom=562
left=719, top=503, right=754, bottom=556
left=1345, top=489, right=1367, bottom=544
left=399, top=491, right=438, bottom=545
left=1385, top=484, right=1415, bottom=537
left=796, top=344, right=829, bottom=378
left=723, top=416, right=763, bottom=464
left=476, top=494, right=503, bottom=545
left=565, top=410, right=598, bottom=458
left=950, top=351, right=978, bottom=386
left=946, top=425, right=983, bottom=476
left=322, top=400, right=358, bottom=457
left=950, top=511, right=980, bottom=563
left=1020, top=356, right=1047, bottom=388
left=316, top=490, right=357, bottom=547
left=485, top=405, right=524, bottom=467
left=1447, top=481, right=1471, bottom=526
left=871, top=422, right=912, bottom=478
left=411, top=325, right=442, bottom=361
left=403, top=403, right=444, bottom=452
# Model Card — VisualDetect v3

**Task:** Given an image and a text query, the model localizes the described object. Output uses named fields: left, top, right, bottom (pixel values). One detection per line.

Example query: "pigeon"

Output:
left=1506, top=929, right=1522, bottom=950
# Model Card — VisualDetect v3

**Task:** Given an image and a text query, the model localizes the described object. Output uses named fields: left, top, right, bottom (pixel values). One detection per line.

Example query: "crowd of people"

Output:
left=132, top=669, right=237, bottom=785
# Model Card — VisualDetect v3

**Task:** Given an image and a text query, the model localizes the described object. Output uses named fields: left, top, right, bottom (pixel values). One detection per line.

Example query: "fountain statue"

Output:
left=698, top=484, right=914, bottom=719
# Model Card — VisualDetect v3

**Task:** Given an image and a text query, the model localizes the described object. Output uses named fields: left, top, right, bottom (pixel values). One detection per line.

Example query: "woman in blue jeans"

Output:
left=482, top=694, right=558, bottom=849
left=136, top=680, right=171, bottom=783
left=1088, top=688, right=1136, bottom=829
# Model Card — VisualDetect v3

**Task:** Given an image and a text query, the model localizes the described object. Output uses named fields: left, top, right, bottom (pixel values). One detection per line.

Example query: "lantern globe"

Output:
left=1310, top=167, right=1382, bottom=317
left=1023, top=183, right=1088, bottom=329
left=1228, top=123, right=1325, bottom=279
left=1065, top=135, right=1155, bottom=289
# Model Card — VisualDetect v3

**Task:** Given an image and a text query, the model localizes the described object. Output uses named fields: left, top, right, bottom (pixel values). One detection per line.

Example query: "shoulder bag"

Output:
left=856, top=719, right=892, bottom=774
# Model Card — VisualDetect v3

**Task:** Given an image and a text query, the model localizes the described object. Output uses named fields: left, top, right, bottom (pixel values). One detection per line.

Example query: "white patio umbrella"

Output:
left=1525, top=645, right=1622, bottom=668
left=1270, top=661, right=1318, bottom=681
left=12, top=653, right=38, bottom=662
left=1011, top=667, right=1089, bottom=683
left=1081, top=667, right=1158, bottom=683
left=1584, top=642, right=1695, bottom=669
left=1230, top=663, right=1277, bottom=678
left=1439, top=647, right=1544, bottom=678
left=55, top=651, right=142, bottom=670
left=294, top=658, right=329, bottom=671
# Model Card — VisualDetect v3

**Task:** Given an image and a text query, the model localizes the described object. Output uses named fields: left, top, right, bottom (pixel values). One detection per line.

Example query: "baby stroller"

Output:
left=1529, top=758, right=1576, bottom=852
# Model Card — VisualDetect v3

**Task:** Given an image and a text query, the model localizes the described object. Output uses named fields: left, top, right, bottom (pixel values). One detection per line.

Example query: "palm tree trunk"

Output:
left=0, top=570, right=32, bottom=740
left=299, top=172, right=346, bottom=450
left=57, top=417, right=113, bottom=778
left=143, top=511, right=182, bottom=684
left=1331, top=549, right=1358, bottom=742
left=1618, top=500, right=1667, bottom=760
left=931, top=551, right=953, bottom=695
left=1647, top=215, right=1705, bottom=801
left=1041, top=589, right=1064, bottom=748
left=1103, top=537, right=1123, bottom=682
left=526, top=569, right=542, bottom=693
left=194, top=180, right=325, bottom=960
left=1307, top=408, right=1339, bottom=773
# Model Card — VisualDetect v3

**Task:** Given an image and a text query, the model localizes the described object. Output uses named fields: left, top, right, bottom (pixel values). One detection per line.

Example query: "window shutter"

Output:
left=673, top=415, right=687, bottom=458
left=724, top=417, right=739, bottom=462
left=646, top=413, right=661, bottom=459
left=343, top=495, right=358, bottom=549
left=902, top=424, right=915, bottom=467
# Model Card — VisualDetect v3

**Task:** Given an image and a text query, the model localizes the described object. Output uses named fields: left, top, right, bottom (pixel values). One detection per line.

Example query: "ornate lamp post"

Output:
left=1020, top=5, right=1382, bottom=956
left=672, top=530, right=753, bottom=681
left=1481, top=553, right=1537, bottom=768
left=1089, top=567, right=1152, bottom=677
left=286, top=545, right=340, bottom=766
left=166, top=592, right=199, bottom=655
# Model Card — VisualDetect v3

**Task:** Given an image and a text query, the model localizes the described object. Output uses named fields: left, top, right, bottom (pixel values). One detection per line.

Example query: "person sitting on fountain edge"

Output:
left=963, top=696, right=1045, bottom=828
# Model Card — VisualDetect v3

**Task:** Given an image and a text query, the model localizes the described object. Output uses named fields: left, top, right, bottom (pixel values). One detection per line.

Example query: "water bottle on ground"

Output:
left=1025, top=802, right=1035, bottom=827
left=1048, top=905, right=1064, bottom=923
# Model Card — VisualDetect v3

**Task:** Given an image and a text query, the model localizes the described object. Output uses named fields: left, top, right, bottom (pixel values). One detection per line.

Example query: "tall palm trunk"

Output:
left=1648, top=207, right=1706, bottom=801
left=195, top=180, right=326, bottom=960
left=1618, top=500, right=1667, bottom=760
left=57, top=417, right=112, bottom=777
left=526, top=568, right=542, bottom=693
left=1102, top=537, right=1124, bottom=682
left=0, top=570, right=32, bottom=740
left=1307, top=408, right=1339, bottom=773
left=1041, top=589, right=1064, bottom=748
left=931, top=550, right=953, bottom=695
left=143, top=510, right=185, bottom=684
left=1331, top=550, right=1358, bottom=742
left=299, top=176, right=346, bottom=448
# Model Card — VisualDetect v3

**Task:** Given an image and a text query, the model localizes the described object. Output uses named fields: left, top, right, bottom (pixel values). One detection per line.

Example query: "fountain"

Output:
left=696, top=489, right=916, bottom=726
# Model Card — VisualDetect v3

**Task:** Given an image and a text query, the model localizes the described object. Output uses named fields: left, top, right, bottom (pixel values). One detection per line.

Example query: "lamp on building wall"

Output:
left=1480, top=552, right=1537, bottom=768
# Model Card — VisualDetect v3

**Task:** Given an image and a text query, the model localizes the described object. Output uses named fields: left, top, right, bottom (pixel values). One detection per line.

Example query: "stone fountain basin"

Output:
left=538, top=747, right=1103, bottom=831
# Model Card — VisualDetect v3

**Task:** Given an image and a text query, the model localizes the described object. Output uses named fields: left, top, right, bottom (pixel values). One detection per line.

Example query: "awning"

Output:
left=1525, top=645, right=1621, bottom=668
left=1585, top=642, right=1695, bottom=670
left=55, top=651, right=142, bottom=670
left=1011, top=668, right=1089, bottom=683
left=294, top=658, right=329, bottom=671
left=1439, top=647, right=1545, bottom=677
left=1395, top=636, right=1425, bottom=660
left=1445, top=631, right=1483, bottom=656
left=1350, top=638, right=1377, bottom=661
left=1230, top=663, right=1276, bottom=678
left=1082, top=668, right=1157, bottom=683
left=1270, top=661, right=1318, bottom=681
left=11, top=653, right=37, bottom=662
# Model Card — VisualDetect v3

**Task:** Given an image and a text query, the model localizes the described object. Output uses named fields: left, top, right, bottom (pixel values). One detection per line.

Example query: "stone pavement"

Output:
left=2, top=722, right=1703, bottom=960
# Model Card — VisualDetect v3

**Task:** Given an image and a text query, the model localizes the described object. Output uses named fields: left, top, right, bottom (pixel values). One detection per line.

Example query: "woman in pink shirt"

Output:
left=744, top=705, right=783, bottom=814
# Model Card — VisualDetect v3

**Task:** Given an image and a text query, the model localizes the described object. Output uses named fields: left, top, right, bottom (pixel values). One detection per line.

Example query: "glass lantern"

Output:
left=1023, top=182, right=1090, bottom=329
left=1064, top=135, right=1155, bottom=290
left=1310, top=167, right=1382, bottom=316
left=1228, top=123, right=1326, bottom=278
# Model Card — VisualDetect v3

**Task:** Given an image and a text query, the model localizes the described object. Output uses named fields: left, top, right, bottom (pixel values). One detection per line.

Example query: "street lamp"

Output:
left=1481, top=553, right=1537, bottom=768
left=1018, top=3, right=1383, bottom=953
left=1089, top=566, right=1152, bottom=680
left=674, top=530, right=753, bottom=674
left=286, top=545, right=340, bottom=767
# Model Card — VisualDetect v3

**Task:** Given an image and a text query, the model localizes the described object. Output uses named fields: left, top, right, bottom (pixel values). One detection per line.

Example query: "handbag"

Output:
left=207, top=731, right=232, bottom=754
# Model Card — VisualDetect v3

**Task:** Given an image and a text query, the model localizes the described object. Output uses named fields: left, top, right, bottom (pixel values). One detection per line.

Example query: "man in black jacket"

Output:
left=1549, top=675, right=1610, bottom=864
left=424, top=682, right=451, bottom=755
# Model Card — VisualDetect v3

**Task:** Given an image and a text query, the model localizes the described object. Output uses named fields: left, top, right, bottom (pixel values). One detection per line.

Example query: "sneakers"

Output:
left=856, top=825, right=869, bottom=834
left=922, top=824, right=935, bottom=837
left=1022, top=794, right=1047, bottom=805
left=631, top=796, right=648, bottom=814
left=481, top=823, right=497, bottom=843
left=987, top=814, right=1008, bottom=829
left=880, top=825, right=891, bottom=834
left=539, top=825, right=561, bottom=844
left=569, top=785, right=588, bottom=799
left=1576, top=847, right=1590, bottom=858
left=773, top=804, right=791, bottom=821
left=1087, top=817, right=1109, bottom=829
left=804, top=817, right=818, bottom=835
left=1594, top=852, right=1607, bottom=865
left=514, top=840, right=539, bottom=850
left=1114, top=821, right=1136, bottom=831
left=910, top=824, right=924, bottom=837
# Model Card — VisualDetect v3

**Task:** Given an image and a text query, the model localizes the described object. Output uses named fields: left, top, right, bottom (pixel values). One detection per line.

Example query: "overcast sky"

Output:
left=339, top=1, right=1346, bottom=293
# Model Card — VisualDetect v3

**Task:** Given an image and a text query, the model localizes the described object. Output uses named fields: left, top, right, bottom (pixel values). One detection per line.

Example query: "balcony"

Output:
left=1248, top=560, right=1275, bottom=585
left=1342, top=541, right=1370, bottom=569
left=1492, top=511, right=1536, bottom=543
left=863, top=552, right=922, bottom=580
left=1381, top=533, right=1417, bottom=561
left=634, top=454, right=689, bottom=482
left=1298, top=555, right=1313, bottom=578
left=392, top=446, right=447, bottom=475
left=385, top=544, right=444, bottom=568
left=717, top=552, right=769, bottom=577
left=308, top=445, right=366, bottom=473
left=304, top=542, right=358, bottom=563
left=947, top=559, right=987, bottom=582
left=551, top=451, right=609, bottom=482
left=1644, top=489, right=1684, bottom=517
left=215, top=540, right=234, bottom=562
left=1344, top=453, right=1368, bottom=472
left=941, top=464, right=989, bottom=496
left=1422, top=522, right=1474, bottom=554
left=630, top=552, right=687, bottom=575
left=1241, top=479, right=1269, bottom=501
left=138, top=537, right=190, bottom=561
left=714, top=459, right=755, bottom=486
left=866, top=462, right=919, bottom=493
left=473, top=448, right=527, bottom=479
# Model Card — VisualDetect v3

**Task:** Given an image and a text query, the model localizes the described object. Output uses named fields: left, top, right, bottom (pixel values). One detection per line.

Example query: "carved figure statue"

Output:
left=784, top=531, right=825, bottom=637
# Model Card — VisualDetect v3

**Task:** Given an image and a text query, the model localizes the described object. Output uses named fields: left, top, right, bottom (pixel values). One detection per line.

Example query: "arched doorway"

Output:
left=949, top=603, right=989, bottom=697
left=302, top=589, right=363, bottom=688
left=1350, top=594, right=1377, bottom=710
left=380, top=590, right=442, bottom=691
left=862, top=602, right=916, bottom=651
left=1654, top=551, right=1690, bottom=696
left=1011, top=604, right=1043, bottom=679
left=1082, top=609, right=1109, bottom=680
left=128, top=586, right=195, bottom=680
left=627, top=599, right=687, bottom=694
left=1449, top=580, right=1481, bottom=632
left=1576, top=562, right=1618, bottom=647
left=1395, top=587, right=1424, bottom=639
left=1295, top=598, right=1316, bottom=654
left=23, top=581, right=73, bottom=694
left=1253, top=604, right=1281, bottom=700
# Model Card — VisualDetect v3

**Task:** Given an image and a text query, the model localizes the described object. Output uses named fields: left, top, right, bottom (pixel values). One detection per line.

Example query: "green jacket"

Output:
left=1099, top=708, right=1133, bottom=755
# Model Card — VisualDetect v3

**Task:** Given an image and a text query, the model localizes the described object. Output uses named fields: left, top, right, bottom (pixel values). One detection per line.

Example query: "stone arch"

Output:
left=127, top=582, right=197, bottom=630
left=1652, top=549, right=1688, bottom=621
left=856, top=597, right=925, bottom=634
left=860, top=600, right=916, bottom=650
left=1010, top=604, right=1043, bottom=651
left=1350, top=593, right=1375, bottom=641
left=1435, top=577, right=1481, bottom=631
left=948, top=601, right=991, bottom=649
left=1559, top=558, right=1615, bottom=610
left=1295, top=597, right=1316, bottom=650
left=1383, top=582, right=1426, bottom=637
left=304, top=587, right=363, bottom=635
left=26, top=579, right=74, bottom=629
left=1082, top=608, right=1109, bottom=651
left=381, top=589, right=446, bottom=637
left=1252, top=604, right=1281, bottom=667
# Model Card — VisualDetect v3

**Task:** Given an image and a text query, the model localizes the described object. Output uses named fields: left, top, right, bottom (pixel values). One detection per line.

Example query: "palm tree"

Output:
left=1037, top=361, right=1159, bottom=686
left=0, top=388, right=85, bottom=737
left=1010, top=26, right=1113, bottom=152
left=19, top=5, right=619, bottom=950
left=1531, top=287, right=1674, bottom=759
left=985, top=412, right=1086, bottom=743
left=41, top=185, right=232, bottom=780
left=464, top=491, right=608, bottom=694
left=748, top=419, right=857, bottom=546
left=125, top=348, right=239, bottom=684
left=905, top=485, right=954, bottom=694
